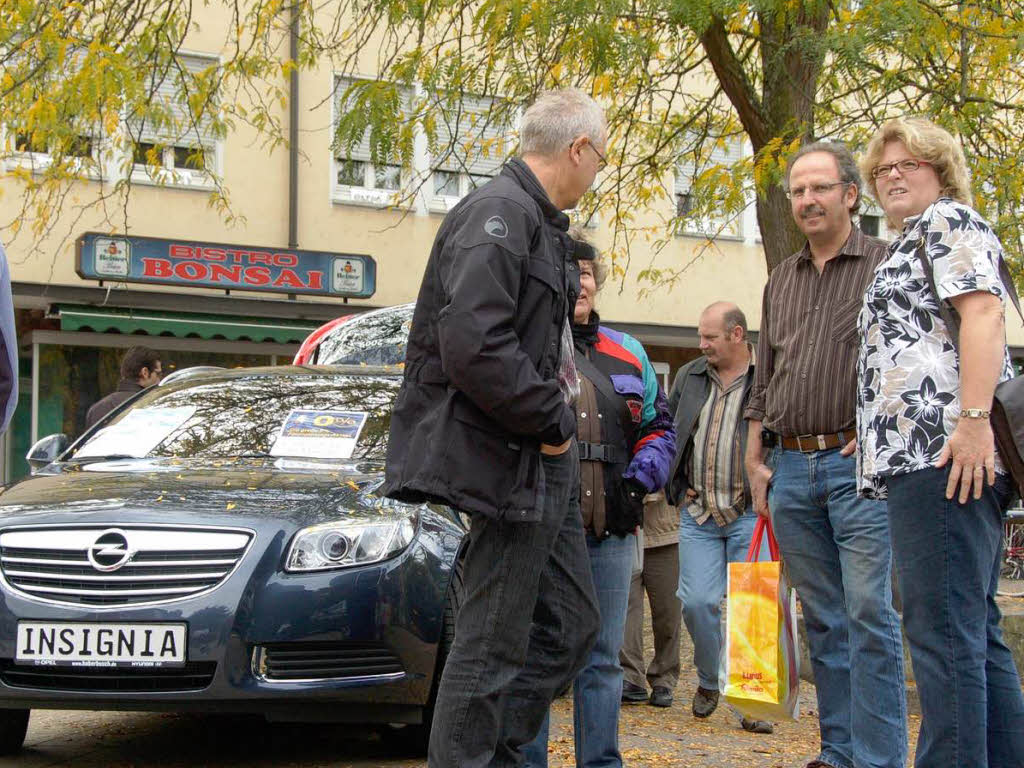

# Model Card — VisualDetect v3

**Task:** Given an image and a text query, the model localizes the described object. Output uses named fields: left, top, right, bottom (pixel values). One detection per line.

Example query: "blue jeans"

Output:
left=522, top=531, right=635, bottom=768
left=886, top=466, right=1024, bottom=768
left=768, top=447, right=907, bottom=768
left=676, top=509, right=760, bottom=690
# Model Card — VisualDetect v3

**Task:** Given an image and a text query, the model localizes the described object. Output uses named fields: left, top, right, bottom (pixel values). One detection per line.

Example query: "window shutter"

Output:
left=432, top=95, right=512, bottom=176
left=133, top=54, right=218, bottom=147
left=333, top=77, right=373, bottom=163
left=333, top=77, right=413, bottom=165
left=674, top=135, right=744, bottom=237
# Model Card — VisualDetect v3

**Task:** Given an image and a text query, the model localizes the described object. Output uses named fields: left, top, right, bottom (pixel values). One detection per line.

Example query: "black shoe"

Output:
left=692, top=686, right=719, bottom=718
left=621, top=681, right=648, bottom=703
left=649, top=686, right=673, bottom=707
left=740, top=716, right=773, bottom=734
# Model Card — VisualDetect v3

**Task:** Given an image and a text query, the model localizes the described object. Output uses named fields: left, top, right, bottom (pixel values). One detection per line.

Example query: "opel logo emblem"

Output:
left=87, top=529, right=135, bottom=572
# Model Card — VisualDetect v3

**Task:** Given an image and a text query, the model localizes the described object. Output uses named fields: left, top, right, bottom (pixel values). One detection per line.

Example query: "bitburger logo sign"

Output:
left=76, top=233, right=377, bottom=299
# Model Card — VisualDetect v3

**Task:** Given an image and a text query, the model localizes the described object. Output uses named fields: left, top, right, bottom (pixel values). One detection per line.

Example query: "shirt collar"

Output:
left=797, top=224, right=870, bottom=266
left=899, top=196, right=951, bottom=234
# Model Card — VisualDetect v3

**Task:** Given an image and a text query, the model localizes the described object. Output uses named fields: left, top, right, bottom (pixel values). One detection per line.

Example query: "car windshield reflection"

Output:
left=72, top=373, right=399, bottom=461
left=315, top=304, right=413, bottom=366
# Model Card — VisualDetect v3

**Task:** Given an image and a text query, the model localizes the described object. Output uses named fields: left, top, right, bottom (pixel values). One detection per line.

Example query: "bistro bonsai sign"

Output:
left=76, top=233, right=376, bottom=299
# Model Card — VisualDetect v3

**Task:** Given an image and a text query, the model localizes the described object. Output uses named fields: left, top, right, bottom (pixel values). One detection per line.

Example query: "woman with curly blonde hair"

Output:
left=856, top=117, right=1024, bottom=767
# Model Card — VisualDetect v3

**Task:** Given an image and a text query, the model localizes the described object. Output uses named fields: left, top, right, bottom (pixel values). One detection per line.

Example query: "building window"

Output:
left=128, top=52, right=220, bottom=188
left=674, top=136, right=744, bottom=239
left=428, top=95, right=513, bottom=212
left=331, top=77, right=411, bottom=207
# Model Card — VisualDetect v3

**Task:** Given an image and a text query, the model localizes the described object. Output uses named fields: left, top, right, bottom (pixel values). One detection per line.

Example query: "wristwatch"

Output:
left=959, top=408, right=991, bottom=419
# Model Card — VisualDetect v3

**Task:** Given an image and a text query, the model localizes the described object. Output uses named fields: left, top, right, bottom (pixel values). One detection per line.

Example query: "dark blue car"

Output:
left=0, top=363, right=465, bottom=754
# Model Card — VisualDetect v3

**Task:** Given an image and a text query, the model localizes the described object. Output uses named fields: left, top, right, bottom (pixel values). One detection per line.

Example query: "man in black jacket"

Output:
left=85, top=346, right=163, bottom=429
left=383, top=89, right=606, bottom=767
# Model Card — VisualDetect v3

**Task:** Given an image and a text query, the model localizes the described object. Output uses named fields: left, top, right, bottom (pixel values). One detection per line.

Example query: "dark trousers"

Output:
left=887, top=467, right=1024, bottom=768
left=428, top=448, right=600, bottom=768
left=619, top=542, right=681, bottom=691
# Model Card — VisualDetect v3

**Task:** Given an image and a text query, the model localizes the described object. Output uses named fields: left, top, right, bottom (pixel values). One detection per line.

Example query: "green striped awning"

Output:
left=58, top=305, right=320, bottom=344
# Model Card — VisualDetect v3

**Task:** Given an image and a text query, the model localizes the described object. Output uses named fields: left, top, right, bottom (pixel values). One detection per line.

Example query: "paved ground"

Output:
left=14, top=585, right=1024, bottom=767
left=5, top=619, right=914, bottom=768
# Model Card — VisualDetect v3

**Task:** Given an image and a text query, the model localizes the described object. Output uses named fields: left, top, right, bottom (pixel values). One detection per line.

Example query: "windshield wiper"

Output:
left=65, top=454, right=139, bottom=464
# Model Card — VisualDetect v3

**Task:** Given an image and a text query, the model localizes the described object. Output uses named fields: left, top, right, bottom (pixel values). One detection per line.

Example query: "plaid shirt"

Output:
left=686, top=363, right=751, bottom=526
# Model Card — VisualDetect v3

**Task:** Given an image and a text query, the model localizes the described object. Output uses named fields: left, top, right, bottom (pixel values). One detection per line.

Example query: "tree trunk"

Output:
left=701, top=2, right=830, bottom=273
left=757, top=188, right=806, bottom=270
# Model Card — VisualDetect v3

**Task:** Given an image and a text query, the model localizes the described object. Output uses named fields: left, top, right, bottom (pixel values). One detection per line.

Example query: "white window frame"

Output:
left=4, top=129, right=112, bottom=182
left=128, top=50, right=221, bottom=191
left=330, top=75, right=413, bottom=209
left=2, top=49, right=108, bottom=182
left=674, top=135, right=745, bottom=241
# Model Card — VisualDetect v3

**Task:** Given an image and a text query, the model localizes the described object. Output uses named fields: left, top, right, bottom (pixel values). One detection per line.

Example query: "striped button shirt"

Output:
left=744, top=226, right=888, bottom=436
left=687, top=364, right=750, bottom=527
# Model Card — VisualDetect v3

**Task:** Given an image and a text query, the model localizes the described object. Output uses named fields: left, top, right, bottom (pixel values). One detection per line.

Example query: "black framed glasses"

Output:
left=784, top=181, right=849, bottom=200
left=870, top=158, right=930, bottom=179
left=570, top=139, right=607, bottom=171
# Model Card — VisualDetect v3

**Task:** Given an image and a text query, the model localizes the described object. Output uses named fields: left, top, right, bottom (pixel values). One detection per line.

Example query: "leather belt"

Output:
left=578, top=441, right=619, bottom=463
left=779, top=431, right=852, bottom=452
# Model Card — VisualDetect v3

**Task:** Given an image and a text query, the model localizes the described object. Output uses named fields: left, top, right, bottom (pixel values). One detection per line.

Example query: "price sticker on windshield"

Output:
left=270, top=410, right=368, bottom=460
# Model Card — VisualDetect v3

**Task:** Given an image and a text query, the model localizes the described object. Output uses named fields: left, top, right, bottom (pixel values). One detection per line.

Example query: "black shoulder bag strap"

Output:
left=914, top=238, right=1024, bottom=346
left=573, top=349, right=636, bottom=437
left=915, top=238, right=1024, bottom=499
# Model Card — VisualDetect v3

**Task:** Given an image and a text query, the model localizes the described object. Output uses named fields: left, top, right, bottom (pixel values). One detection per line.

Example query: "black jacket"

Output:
left=664, top=355, right=754, bottom=508
left=85, top=380, right=144, bottom=429
left=382, top=159, right=579, bottom=520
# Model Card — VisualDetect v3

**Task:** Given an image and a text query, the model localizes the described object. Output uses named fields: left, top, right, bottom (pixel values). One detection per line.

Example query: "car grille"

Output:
left=0, top=526, right=252, bottom=607
left=255, top=641, right=404, bottom=681
left=0, top=659, right=216, bottom=692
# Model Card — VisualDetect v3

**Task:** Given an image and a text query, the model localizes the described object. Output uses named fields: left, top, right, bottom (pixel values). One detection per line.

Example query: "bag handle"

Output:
left=746, top=515, right=780, bottom=562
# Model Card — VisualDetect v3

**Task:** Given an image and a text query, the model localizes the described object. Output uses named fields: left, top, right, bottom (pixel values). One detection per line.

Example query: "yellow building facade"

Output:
left=2, top=12, right=1021, bottom=483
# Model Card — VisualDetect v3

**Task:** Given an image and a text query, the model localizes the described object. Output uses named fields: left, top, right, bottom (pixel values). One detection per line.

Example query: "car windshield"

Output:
left=70, top=372, right=399, bottom=461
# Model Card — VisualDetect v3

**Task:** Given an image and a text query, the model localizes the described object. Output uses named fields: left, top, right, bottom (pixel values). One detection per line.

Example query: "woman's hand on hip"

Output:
left=935, top=418, right=996, bottom=503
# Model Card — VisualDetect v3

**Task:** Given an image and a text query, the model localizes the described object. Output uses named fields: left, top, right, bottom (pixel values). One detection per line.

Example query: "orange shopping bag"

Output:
left=723, top=515, right=800, bottom=721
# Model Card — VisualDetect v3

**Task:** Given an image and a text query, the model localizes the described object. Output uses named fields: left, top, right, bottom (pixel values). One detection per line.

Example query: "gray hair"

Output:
left=723, top=307, right=747, bottom=338
left=520, top=89, right=606, bottom=158
left=786, top=141, right=862, bottom=215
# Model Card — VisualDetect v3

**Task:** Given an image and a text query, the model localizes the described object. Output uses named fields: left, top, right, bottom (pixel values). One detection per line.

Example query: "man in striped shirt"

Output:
left=743, top=142, right=906, bottom=768
left=665, top=302, right=771, bottom=734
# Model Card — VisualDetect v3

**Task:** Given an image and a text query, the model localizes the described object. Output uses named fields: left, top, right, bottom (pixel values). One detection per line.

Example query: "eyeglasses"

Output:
left=571, top=139, right=607, bottom=171
left=870, top=158, right=930, bottom=179
left=784, top=181, right=849, bottom=200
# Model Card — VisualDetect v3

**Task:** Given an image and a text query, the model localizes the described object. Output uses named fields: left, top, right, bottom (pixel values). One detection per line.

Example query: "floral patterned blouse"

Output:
left=856, top=198, right=1014, bottom=498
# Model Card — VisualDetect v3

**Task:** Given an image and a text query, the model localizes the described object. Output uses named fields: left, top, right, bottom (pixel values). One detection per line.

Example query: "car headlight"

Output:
left=285, top=509, right=419, bottom=572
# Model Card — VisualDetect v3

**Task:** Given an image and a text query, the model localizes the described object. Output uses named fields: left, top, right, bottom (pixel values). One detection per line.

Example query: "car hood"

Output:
left=0, top=458, right=403, bottom=528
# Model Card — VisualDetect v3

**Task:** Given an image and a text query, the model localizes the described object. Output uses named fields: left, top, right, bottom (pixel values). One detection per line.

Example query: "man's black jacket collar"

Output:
left=502, top=158, right=570, bottom=231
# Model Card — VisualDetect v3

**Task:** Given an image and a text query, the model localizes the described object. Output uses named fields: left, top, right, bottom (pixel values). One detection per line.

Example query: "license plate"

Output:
left=15, top=622, right=187, bottom=668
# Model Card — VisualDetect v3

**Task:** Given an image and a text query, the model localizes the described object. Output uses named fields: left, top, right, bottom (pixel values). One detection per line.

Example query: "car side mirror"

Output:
left=26, top=434, right=68, bottom=474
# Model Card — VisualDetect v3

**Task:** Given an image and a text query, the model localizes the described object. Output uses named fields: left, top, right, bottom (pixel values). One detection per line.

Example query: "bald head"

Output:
left=698, top=301, right=748, bottom=370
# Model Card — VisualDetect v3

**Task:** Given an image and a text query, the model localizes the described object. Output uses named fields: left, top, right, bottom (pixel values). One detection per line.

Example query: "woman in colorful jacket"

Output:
left=523, top=231, right=676, bottom=768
